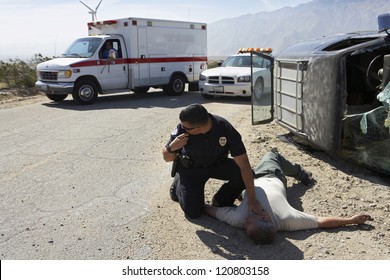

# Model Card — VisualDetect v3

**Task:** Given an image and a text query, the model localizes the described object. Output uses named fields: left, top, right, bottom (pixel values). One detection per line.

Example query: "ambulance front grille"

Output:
left=39, top=71, right=58, bottom=80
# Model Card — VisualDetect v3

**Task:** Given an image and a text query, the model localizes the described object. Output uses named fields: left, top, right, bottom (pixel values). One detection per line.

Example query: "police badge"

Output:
left=219, top=137, right=227, bottom=146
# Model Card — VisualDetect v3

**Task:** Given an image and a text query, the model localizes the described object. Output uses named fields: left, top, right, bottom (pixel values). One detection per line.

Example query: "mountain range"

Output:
left=207, top=0, right=389, bottom=57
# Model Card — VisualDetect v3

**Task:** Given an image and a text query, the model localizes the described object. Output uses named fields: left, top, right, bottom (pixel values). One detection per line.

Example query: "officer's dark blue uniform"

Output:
left=167, top=113, right=247, bottom=218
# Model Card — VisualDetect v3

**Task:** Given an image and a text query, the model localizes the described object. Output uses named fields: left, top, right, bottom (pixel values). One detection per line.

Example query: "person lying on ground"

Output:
left=204, top=149, right=373, bottom=244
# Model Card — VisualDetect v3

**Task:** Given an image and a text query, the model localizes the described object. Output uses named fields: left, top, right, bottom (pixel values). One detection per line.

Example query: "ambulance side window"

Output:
left=99, top=40, right=122, bottom=59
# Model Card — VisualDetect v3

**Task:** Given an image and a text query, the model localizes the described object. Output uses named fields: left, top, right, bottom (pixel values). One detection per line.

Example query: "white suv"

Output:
left=199, top=49, right=273, bottom=99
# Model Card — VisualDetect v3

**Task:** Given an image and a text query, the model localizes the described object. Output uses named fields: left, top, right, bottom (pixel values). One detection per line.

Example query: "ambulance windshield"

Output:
left=62, top=38, right=102, bottom=58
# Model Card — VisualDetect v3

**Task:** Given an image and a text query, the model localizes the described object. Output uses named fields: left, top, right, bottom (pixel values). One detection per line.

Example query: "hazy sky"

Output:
left=0, top=0, right=312, bottom=59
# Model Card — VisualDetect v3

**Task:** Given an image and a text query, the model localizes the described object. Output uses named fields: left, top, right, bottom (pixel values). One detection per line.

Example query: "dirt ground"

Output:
left=2, top=90, right=389, bottom=260
left=135, top=102, right=390, bottom=260
left=0, top=88, right=44, bottom=108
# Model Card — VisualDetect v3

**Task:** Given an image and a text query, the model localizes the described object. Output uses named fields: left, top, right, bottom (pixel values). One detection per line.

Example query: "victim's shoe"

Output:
left=299, top=170, right=313, bottom=186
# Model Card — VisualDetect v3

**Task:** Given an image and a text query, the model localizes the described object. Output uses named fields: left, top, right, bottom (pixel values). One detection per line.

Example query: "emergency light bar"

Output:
left=88, top=20, right=118, bottom=27
left=238, top=47, right=273, bottom=53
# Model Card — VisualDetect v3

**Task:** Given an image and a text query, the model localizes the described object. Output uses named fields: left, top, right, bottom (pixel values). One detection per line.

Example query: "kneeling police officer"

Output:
left=162, top=104, right=269, bottom=220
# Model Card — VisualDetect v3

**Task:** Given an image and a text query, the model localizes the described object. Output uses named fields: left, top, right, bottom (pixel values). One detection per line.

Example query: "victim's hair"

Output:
left=245, top=217, right=277, bottom=245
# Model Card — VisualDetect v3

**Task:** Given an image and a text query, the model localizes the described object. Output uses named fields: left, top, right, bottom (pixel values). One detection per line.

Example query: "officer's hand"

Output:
left=259, top=209, right=271, bottom=222
left=170, top=133, right=189, bottom=151
left=249, top=200, right=271, bottom=222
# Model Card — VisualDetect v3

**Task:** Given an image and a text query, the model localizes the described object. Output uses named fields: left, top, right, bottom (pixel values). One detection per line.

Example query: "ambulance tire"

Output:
left=46, top=94, right=68, bottom=102
left=164, top=75, right=185, bottom=96
left=72, top=80, right=99, bottom=105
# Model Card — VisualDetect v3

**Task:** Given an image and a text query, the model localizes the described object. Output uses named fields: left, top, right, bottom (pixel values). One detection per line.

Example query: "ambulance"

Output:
left=35, top=17, right=207, bottom=105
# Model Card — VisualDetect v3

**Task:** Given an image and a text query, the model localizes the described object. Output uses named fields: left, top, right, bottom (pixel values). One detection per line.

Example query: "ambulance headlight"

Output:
left=58, top=70, right=72, bottom=78
left=199, top=74, right=206, bottom=81
left=237, top=76, right=250, bottom=82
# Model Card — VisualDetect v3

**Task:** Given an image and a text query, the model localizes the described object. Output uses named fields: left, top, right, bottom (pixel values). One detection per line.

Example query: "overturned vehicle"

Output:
left=251, top=14, right=390, bottom=176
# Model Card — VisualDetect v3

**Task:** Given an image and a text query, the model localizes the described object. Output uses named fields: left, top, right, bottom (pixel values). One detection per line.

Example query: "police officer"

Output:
left=162, top=104, right=269, bottom=220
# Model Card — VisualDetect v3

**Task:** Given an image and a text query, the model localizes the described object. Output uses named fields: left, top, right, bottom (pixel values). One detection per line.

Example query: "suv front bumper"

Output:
left=199, top=82, right=251, bottom=96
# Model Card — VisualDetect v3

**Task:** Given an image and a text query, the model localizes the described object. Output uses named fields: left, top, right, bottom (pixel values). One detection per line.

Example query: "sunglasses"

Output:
left=181, top=124, right=200, bottom=131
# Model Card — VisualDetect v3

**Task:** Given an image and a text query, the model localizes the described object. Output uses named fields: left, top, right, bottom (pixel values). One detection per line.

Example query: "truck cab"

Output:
left=251, top=14, right=390, bottom=176
left=36, top=35, right=127, bottom=104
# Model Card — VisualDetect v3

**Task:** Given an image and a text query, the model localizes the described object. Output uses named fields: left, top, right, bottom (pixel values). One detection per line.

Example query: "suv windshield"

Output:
left=222, top=55, right=267, bottom=68
left=62, top=38, right=102, bottom=58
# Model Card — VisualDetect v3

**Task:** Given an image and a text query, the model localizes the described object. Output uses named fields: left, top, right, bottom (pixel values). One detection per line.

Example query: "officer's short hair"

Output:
left=179, top=104, right=209, bottom=125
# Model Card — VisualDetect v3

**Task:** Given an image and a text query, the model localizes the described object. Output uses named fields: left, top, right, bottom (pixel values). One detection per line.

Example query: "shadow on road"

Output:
left=190, top=212, right=373, bottom=260
left=276, top=133, right=390, bottom=186
left=191, top=215, right=305, bottom=260
left=41, top=91, right=251, bottom=111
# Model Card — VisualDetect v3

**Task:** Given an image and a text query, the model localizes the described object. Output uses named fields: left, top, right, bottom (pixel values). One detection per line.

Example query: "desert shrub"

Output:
left=0, top=53, right=52, bottom=89
left=207, top=60, right=221, bottom=69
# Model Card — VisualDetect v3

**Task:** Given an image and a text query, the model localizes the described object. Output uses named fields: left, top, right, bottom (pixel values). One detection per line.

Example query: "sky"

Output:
left=0, top=0, right=312, bottom=60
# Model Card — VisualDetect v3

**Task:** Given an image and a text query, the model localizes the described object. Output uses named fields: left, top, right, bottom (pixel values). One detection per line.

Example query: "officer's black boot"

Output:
left=170, top=174, right=179, bottom=202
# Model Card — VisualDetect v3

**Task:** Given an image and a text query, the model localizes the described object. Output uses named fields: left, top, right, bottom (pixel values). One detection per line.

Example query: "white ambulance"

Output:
left=35, top=17, right=207, bottom=105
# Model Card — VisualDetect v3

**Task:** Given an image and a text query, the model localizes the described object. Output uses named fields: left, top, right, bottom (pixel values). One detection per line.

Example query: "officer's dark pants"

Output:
left=175, top=158, right=245, bottom=219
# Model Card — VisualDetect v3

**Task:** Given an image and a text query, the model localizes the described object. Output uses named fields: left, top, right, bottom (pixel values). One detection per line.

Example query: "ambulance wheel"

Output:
left=165, top=75, right=185, bottom=96
left=46, top=94, right=68, bottom=102
left=72, top=80, right=98, bottom=105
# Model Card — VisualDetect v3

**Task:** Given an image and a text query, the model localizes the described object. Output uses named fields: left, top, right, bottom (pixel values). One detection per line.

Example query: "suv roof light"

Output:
left=238, top=47, right=273, bottom=53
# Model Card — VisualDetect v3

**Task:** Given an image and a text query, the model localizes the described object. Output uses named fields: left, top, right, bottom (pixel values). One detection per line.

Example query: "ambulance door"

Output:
left=98, top=38, right=128, bottom=90
left=137, top=27, right=150, bottom=86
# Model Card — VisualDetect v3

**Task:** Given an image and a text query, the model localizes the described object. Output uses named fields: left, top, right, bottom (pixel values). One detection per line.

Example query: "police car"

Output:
left=199, top=48, right=273, bottom=99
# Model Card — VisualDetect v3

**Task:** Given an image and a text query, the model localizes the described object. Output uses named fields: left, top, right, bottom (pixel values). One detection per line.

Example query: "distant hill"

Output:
left=208, top=0, right=389, bottom=56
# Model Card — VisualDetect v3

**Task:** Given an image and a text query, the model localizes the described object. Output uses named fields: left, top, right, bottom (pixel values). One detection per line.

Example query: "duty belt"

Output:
left=182, top=155, right=227, bottom=168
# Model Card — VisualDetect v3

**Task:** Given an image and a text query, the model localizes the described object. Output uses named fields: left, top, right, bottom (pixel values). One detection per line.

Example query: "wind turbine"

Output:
left=80, top=0, right=103, bottom=21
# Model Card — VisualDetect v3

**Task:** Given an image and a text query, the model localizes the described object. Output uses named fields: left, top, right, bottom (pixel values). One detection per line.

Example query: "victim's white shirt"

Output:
left=215, top=177, right=318, bottom=231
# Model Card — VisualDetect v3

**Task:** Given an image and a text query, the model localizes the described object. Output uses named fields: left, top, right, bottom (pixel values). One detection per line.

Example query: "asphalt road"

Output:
left=0, top=91, right=251, bottom=259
